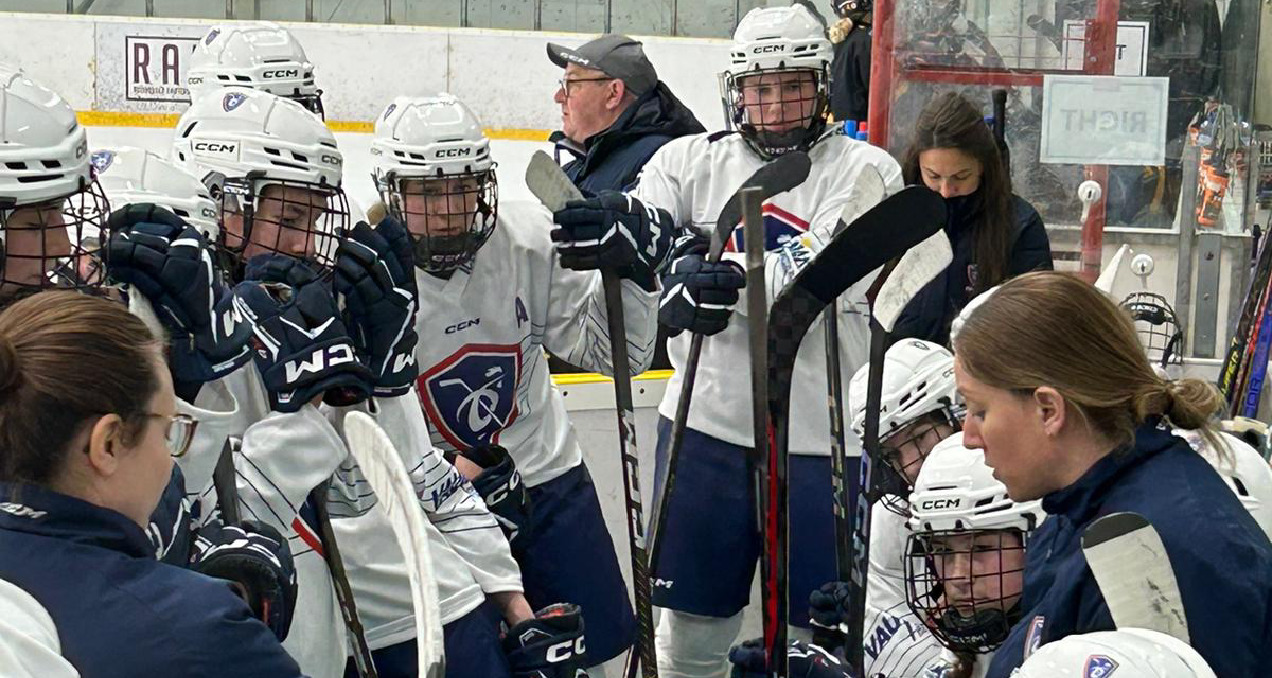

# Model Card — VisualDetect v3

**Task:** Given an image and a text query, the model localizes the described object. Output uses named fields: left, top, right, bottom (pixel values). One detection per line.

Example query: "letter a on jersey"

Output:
left=417, top=344, right=522, bottom=450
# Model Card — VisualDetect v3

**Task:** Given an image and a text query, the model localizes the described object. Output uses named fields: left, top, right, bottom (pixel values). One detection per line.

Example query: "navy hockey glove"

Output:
left=233, top=276, right=373, bottom=412
left=191, top=519, right=299, bottom=642
left=460, top=444, right=533, bottom=551
left=503, top=603, right=589, bottom=678
left=658, top=235, right=745, bottom=337
left=104, top=204, right=252, bottom=384
left=334, top=217, right=419, bottom=397
left=729, top=639, right=855, bottom=678
left=550, top=191, right=673, bottom=292
left=808, top=581, right=852, bottom=651
left=244, top=252, right=323, bottom=288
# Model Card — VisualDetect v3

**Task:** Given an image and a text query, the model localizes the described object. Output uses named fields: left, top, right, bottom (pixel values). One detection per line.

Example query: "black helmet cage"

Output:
left=872, top=403, right=965, bottom=515
left=1121, top=291, right=1184, bottom=370
left=378, top=165, right=498, bottom=277
left=212, top=169, right=349, bottom=282
left=724, top=64, right=830, bottom=161
left=0, top=172, right=110, bottom=301
left=903, top=528, right=1026, bottom=654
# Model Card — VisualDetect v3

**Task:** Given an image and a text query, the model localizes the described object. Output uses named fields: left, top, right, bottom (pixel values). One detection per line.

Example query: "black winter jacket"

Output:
left=830, top=26, right=872, bottom=124
left=892, top=193, right=1052, bottom=346
left=556, top=82, right=705, bottom=195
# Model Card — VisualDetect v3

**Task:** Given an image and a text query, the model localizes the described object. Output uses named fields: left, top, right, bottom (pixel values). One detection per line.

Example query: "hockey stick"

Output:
left=1242, top=297, right=1272, bottom=417
left=991, top=89, right=1010, bottom=180
left=343, top=411, right=445, bottom=678
left=740, top=186, right=780, bottom=677
left=649, top=151, right=812, bottom=572
left=821, top=169, right=888, bottom=588
left=211, top=436, right=241, bottom=525
left=1233, top=270, right=1272, bottom=415
left=1219, top=232, right=1272, bottom=406
left=1081, top=511, right=1190, bottom=642
left=764, top=186, right=948, bottom=676
left=309, top=480, right=379, bottom=678
left=524, top=150, right=658, bottom=678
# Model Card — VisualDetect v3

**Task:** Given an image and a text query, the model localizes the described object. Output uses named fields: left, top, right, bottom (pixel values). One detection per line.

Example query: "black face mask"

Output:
left=944, top=188, right=984, bottom=229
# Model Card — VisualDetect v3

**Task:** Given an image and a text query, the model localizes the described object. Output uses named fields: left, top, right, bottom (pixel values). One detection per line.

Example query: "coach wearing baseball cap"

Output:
left=548, top=34, right=704, bottom=195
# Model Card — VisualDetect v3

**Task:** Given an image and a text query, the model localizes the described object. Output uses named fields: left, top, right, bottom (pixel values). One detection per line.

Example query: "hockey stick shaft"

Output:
left=604, top=270, right=659, bottom=678
left=310, top=481, right=379, bottom=678
left=992, top=89, right=1010, bottom=179
left=742, top=187, right=785, bottom=678
left=1219, top=233, right=1272, bottom=404
left=823, top=307, right=853, bottom=582
left=1233, top=269, right=1272, bottom=415
left=1242, top=297, right=1272, bottom=416
left=212, top=437, right=240, bottom=525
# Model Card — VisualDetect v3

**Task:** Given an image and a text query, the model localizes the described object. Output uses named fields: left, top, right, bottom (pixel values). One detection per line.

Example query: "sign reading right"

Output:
left=1040, top=75, right=1170, bottom=166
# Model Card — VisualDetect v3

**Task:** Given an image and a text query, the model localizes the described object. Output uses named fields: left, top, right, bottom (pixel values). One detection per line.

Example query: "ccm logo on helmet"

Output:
left=321, top=154, right=342, bottom=166
left=918, top=498, right=961, bottom=511
left=753, top=44, right=786, bottom=54
left=193, top=141, right=239, bottom=160
left=436, top=148, right=472, bottom=159
left=262, top=69, right=300, bottom=79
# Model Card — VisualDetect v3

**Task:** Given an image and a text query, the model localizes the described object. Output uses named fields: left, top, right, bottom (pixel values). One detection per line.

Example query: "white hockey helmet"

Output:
left=187, top=22, right=323, bottom=117
left=370, top=94, right=497, bottom=276
left=0, top=64, right=109, bottom=296
left=907, top=434, right=1045, bottom=534
left=91, top=147, right=219, bottom=240
left=721, top=4, right=832, bottom=160
left=849, top=339, right=961, bottom=509
left=172, top=87, right=347, bottom=277
left=1012, top=628, right=1217, bottom=678
left=904, top=434, right=1045, bottom=654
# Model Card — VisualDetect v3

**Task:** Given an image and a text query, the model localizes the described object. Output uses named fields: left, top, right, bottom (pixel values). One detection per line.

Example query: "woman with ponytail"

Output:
left=893, top=91, right=1053, bottom=346
left=951, top=271, right=1272, bottom=678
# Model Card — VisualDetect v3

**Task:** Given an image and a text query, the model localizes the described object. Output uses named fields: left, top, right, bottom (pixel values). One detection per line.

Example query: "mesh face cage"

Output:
left=383, top=169, right=498, bottom=276
left=903, top=528, right=1026, bottom=654
left=872, top=407, right=964, bottom=514
left=723, top=66, right=829, bottom=160
left=1121, top=291, right=1184, bottom=370
left=216, top=175, right=349, bottom=281
left=0, top=178, right=111, bottom=303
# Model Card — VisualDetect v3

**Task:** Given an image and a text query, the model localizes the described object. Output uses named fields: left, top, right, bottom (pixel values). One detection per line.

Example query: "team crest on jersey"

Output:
left=1024, top=615, right=1046, bottom=659
left=418, top=344, right=522, bottom=450
left=223, top=91, right=247, bottom=112
left=724, top=203, right=809, bottom=253
left=1084, top=655, right=1118, bottom=677
left=90, top=149, right=115, bottom=174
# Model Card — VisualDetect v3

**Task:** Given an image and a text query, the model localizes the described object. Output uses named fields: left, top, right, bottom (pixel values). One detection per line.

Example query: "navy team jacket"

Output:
left=986, top=422, right=1272, bottom=678
left=0, top=482, right=305, bottom=678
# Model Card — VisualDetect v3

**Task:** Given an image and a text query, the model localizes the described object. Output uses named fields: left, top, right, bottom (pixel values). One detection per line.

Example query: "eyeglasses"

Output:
left=557, top=76, right=615, bottom=99
left=145, top=412, right=198, bottom=458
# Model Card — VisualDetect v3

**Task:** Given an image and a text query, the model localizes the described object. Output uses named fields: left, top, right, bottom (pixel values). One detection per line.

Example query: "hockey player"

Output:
left=902, top=435, right=1045, bottom=678
left=549, top=6, right=901, bottom=676
left=370, top=91, right=667, bottom=670
left=952, top=271, right=1272, bottom=677
left=187, top=21, right=324, bottom=117
left=1013, top=628, right=1217, bottom=677
left=116, top=86, right=566, bottom=678
left=0, top=68, right=108, bottom=301
left=808, top=340, right=960, bottom=676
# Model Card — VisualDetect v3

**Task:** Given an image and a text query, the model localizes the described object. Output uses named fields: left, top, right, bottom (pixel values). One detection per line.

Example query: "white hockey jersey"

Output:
left=410, top=200, right=659, bottom=486
left=0, top=579, right=79, bottom=678
left=177, top=362, right=520, bottom=676
left=863, top=502, right=943, bottom=677
left=632, top=130, right=904, bottom=455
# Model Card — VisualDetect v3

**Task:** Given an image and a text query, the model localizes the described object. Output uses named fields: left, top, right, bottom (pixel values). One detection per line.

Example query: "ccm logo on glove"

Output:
left=283, top=343, right=358, bottom=382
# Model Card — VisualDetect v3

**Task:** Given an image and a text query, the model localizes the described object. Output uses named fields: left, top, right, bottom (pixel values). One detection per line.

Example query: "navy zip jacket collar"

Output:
left=0, top=482, right=155, bottom=559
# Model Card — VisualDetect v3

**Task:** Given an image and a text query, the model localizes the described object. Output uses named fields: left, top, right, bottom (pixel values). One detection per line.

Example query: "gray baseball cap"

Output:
left=547, top=34, right=658, bottom=96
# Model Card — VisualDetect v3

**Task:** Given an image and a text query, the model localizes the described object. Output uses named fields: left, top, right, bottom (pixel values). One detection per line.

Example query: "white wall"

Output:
left=0, top=11, right=734, bottom=132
